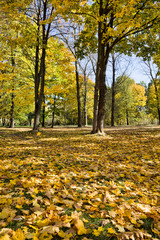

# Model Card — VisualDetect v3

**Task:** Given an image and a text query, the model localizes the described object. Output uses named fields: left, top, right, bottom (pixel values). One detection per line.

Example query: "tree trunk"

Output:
left=2, top=118, right=5, bottom=127
left=92, top=64, right=99, bottom=133
left=51, top=111, right=55, bottom=128
left=126, top=109, right=129, bottom=125
left=83, top=71, right=88, bottom=126
left=75, top=60, right=82, bottom=127
left=97, top=69, right=107, bottom=133
left=33, top=1, right=47, bottom=131
left=153, top=80, right=160, bottom=125
left=33, top=7, right=40, bottom=131
left=92, top=0, right=108, bottom=134
left=111, top=54, right=115, bottom=126
left=42, top=95, right=45, bottom=127
left=9, top=91, right=15, bottom=128
left=51, top=96, right=56, bottom=128
left=9, top=54, right=15, bottom=128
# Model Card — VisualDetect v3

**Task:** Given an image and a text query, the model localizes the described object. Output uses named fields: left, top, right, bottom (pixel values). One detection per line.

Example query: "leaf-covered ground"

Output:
left=0, top=127, right=160, bottom=240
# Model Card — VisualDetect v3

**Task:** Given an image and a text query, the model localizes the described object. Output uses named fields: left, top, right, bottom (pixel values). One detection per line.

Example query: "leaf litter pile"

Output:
left=0, top=127, right=160, bottom=240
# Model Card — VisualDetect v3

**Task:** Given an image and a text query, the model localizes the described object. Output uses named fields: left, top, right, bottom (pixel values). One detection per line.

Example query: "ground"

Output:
left=0, top=126, right=159, bottom=240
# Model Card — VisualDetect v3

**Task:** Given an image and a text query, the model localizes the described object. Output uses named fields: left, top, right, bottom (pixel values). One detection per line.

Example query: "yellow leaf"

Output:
left=0, top=235, right=10, bottom=240
left=36, top=219, right=50, bottom=227
left=12, top=229, right=25, bottom=240
left=93, top=229, right=100, bottom=237
left=58, top=230, right=66, bottom=238
left=41, top=225, right=59, bottom=234
left=107, top=227, right=117, bottom=234
left=72, top=217, right=87, bottom=235
left=108, top=210, right=116, bottom=218
left=40, top=233, right=53, bottom=240
left=0, top=209, right=10, bottom=219
left=93, top=227, right=104, bottom=236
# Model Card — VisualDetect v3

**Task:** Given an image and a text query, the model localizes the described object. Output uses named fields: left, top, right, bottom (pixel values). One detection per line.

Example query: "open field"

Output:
left=0, top=127, right=160, bottom=240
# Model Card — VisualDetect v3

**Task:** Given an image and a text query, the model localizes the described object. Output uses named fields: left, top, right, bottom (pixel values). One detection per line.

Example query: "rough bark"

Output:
left=96, top=67, right=107, bottom=133
left=92, top=0, right=108, bottom=134
left=75, top=60, right=82, bottom=127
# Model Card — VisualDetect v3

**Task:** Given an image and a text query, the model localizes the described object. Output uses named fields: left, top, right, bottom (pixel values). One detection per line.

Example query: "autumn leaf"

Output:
left=93, top=226, right=104, bottom=236
left=107, top=227, right=117, bottom=234
left=0, top=235, right=10, bottom=240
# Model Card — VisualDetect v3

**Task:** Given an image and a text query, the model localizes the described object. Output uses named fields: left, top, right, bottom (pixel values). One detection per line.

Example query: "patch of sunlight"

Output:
left=39, top=137, right=58, bottom=141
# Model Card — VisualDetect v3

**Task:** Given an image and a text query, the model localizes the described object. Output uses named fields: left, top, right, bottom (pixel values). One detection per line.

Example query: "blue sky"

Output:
left=105, top=54, right=151, bottom=87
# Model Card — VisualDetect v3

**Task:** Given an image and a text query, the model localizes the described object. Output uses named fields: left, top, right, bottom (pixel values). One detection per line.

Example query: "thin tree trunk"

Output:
left=92, top=63, right=99, bottom=133
left=42, top=94, right=45, bottom=127
left=2, top=118, right=5, bottom=127
left=111, top=54, right=115, bottom=126
left=126, top=109, right=129, bottom=125
left=153, top=80, right=160, bottom=125
left=33, top=6, right=40, bottom=131
left=75, top=60, right=82, bottom=127
left=84, top=71, right=88, bottom=126
left=9, top=91, right=15, bottom=128
left=51, top=96, right=56, bottom=128
left=9, top=54, right=15, bottom=128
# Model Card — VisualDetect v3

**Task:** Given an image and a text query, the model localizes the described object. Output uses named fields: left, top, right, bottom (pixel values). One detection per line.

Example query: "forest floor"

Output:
left=0, top=126, right=160, bottom=240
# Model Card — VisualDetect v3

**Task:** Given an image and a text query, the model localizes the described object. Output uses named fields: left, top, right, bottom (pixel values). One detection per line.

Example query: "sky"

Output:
left=105, top=54, right=152, bottom=87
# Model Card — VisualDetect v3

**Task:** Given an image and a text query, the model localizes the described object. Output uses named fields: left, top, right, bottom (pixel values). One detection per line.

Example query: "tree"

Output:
left=114, top=76, right=146, bottom=125
left=55, top=21, right=84, bottom=127
left=115, top=76, right=135, bottom=125
left=88, top=0, right=160, bottom=133
left=0, top=6, right=34, bottom=127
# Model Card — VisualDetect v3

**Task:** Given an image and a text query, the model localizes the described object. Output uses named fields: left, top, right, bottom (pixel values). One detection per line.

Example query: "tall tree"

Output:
left=88, top=0, right=160, bottom=133
left=30, top=0, right=54, bottom=130
left=55, top=21, right=83, bottom=127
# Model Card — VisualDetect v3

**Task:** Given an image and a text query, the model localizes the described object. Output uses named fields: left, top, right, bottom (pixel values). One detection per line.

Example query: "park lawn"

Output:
left=0, top=127, right=159, bottom=240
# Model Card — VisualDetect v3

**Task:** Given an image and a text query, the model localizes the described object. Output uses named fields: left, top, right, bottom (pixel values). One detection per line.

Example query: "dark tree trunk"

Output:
left=126, top=110, right=129, bottom=125
left=153, top=80, right=160, bottom=125
left=51, top=96, right=56, bottom=128
left=51, top=111, right=55, bottom=128
left=9, top=54, right=15, bottom=128
left=2, top=118, right=6, bottom=127
left=9, top=91, right=15, bottom=128
left=92, top=62, right=99, bottom=133
left=111, top=54, right=116, bottom=126
left=75, top=60, right=82, bottom=127
left=97, top=67, right=107, bottom=133
left=83, top=71, right=88, bottom=126
left=33, top=6, right=40, bottom=131
left=33, top=1, right=48, bottom=131
left=42, top=95, right=45, bottom=127
left=92, top=0, right=108, bottom=134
